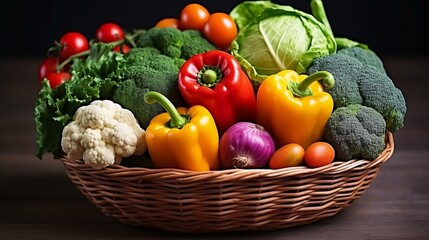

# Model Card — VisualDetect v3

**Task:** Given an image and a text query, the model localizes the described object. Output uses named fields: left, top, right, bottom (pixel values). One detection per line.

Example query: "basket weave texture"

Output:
left=62, top=132, right=394, bottom=233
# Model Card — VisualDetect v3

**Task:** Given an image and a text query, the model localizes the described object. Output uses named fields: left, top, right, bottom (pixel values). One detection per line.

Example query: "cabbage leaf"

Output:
left=230, top=2, right=336, bottom=86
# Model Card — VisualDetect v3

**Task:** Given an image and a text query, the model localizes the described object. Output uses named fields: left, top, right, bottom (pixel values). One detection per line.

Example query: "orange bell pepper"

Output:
left=144, top=91, right=220, bottom=171
left=256, top=70, right=334, bottom=149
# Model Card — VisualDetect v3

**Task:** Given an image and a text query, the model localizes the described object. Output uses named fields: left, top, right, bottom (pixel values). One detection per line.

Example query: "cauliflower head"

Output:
left=61, top=100, right=146, bottom=169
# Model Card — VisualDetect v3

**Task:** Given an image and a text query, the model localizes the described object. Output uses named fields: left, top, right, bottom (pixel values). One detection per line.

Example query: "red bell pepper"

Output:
left=178, top=50, right=256, bottom=134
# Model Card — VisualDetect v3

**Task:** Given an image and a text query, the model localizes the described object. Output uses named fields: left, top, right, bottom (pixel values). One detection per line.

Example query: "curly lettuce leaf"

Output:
left=71, top=42, right=128, bottom=80
left=34, top=43, right=124, bottom=159
left=34, top=81, right=65, bottom=159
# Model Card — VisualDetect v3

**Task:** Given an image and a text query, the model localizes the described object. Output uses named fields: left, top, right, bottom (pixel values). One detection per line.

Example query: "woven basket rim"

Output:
left=61, top=132, right=394, bottom=233
left=61, top=132, right=394, bottom=180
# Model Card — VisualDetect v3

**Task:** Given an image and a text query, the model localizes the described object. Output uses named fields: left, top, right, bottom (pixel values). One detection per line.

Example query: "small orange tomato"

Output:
left=155, top=18, right=181, bottom=29
left=269, top=143, right=305, bottom=169
left=304, top=142, right=335, bottom=168
left=179, top=3, right=210, bottom=31
left=203, top=12, right=238, bottom=50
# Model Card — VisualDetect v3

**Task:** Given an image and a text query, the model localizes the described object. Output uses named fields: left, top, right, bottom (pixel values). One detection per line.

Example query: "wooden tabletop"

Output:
left=1, top=57, right=428, bottom=239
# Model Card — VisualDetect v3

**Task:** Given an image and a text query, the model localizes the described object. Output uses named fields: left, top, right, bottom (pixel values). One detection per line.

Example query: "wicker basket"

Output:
left=62, top=132, right=394, bottom=233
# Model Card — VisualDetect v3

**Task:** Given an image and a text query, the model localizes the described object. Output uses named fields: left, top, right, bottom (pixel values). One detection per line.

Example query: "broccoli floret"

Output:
left=324, top=104, right=387, bottom=161
left=114, top=27, right=216, bottom=129
left=136, top=27, right=184, bottom=58
left=357, top=67, right=407, bottom=132
left=181, top=30, right=217, bottom=59
left=124, top=47, right=161, bottom=65
left=112, top=48, right=185, bottom=129
left=125, top=48, right=183, bottom=71
left=136, top=27, right=216, bottom=60
left=337, top=47, right=387, bottom=74
left=308, top=52, right=406, bottom=132
left=308, top=54, right=363, bottom=108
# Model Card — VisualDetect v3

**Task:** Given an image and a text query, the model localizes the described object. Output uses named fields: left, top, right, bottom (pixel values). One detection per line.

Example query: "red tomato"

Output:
left=269, top=143, right=305, bottom=169
left=59, top=32, right=89, bottom=61
left=179, top=3, right=210, bottom=31
left=155, top=18, right=181, bottom=29
left=44, top=72, right=71, bottom=89
left=38, top=57, right=59, bottom=81
left=203, top=12, right=237, bottom=50
left=112, top=44, right=131, bottom=54
left=96, top=22, right=125, bottom=43
left=304, top=142, right=335, bottom=168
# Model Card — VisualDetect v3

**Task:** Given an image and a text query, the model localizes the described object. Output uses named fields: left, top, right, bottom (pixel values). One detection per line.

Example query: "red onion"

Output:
left=219, top=122, right=276, bottom=169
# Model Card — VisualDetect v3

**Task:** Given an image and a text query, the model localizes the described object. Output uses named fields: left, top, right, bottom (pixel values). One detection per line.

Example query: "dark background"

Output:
left=1, top=0, right=428, bottom=59
left=1, top=2, right=428, bottom=238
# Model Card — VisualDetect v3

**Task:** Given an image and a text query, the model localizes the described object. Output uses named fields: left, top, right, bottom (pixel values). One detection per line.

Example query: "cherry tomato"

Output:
left=203, top=12, right=238, bottom=50
left=44, top=72, right=71, bottom=89
left=179, top=3, right=210, bottom=31
left=112, top=44, right=131, bottom=54
left=269, top=143, right=305, bottom=169
left=59, top=32, right=89, bottom=61
left=96, top=22, right=125, bottom=43
left=304, top=142, right=335, bottom=168
left=38, top=57, right=59, bottom=81
left=155, top=18, right=181, bottom=29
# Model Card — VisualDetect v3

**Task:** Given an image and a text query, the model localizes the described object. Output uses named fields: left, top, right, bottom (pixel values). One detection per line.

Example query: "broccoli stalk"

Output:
left=324, top=104, right=387, bottom=161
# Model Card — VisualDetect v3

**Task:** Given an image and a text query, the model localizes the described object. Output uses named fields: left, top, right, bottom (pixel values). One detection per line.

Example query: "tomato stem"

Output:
left=56, top=50, right=89, bottom=72
left=56, top=39, right=125, bottom=72
left=125, top=29, right=145, bottom=48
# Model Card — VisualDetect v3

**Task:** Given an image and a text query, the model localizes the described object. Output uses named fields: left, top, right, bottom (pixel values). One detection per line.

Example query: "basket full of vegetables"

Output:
left=34, top=0, right=405, bottom=233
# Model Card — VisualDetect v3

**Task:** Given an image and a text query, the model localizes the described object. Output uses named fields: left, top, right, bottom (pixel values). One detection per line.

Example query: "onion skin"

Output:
left=219, top=122, right=276, bottom=169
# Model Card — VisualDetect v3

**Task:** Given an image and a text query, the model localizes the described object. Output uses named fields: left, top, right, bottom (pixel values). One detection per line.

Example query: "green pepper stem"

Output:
left=289, top=71, right=335, bottom=98
left=300, top=71, right=335, bottom=90
left=197, top=65, right=223, bottom=88
left=202, top=69, right=218, bottom=84
left=144, top=91, right=187, bottom=129
left=310, top=0, right=333, bottom=35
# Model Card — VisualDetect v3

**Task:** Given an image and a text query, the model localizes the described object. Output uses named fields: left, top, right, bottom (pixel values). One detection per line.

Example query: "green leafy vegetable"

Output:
left=34, top=43, right=126, bottom=159
left=71, top=42, right=128, bottom=80
left=230, top=1, right=283, bottom=30
left=230, top=1, right=336, bottom=85
left=309, top=0, right=368, bottom=50
left=34, top=26, right=216, bottom=159
left=34, top=81, right=66, bottom=159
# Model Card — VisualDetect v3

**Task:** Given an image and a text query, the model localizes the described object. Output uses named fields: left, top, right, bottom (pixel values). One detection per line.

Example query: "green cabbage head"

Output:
left=230, top=1, right=336, bottom=86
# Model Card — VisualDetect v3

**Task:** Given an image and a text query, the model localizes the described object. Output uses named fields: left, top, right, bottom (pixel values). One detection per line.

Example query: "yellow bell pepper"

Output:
left=144, top=91, right=220, bottom=172
left=256, top=70, right=334, bottom=149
